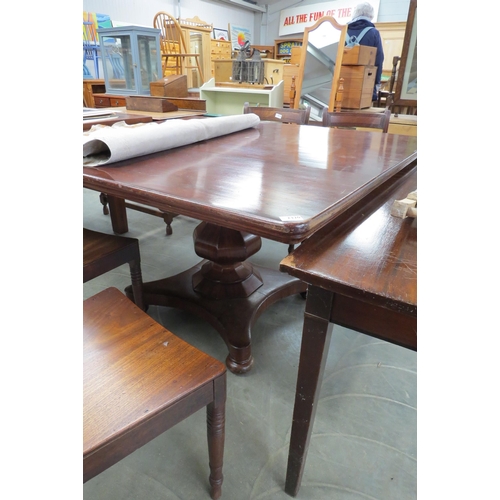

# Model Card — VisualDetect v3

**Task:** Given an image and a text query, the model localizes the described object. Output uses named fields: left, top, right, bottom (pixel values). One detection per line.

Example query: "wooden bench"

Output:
left=83, top=287, right=227, bottom=499
left=280, top=165, right=417, bottom=496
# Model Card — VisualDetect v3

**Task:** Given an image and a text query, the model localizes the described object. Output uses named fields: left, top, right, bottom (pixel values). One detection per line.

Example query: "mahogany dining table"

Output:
left=83, top=121, right=417, bottom=374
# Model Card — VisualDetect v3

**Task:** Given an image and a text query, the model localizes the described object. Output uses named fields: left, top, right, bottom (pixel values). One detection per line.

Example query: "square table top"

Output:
left=83, top=122, right=417, bottom=245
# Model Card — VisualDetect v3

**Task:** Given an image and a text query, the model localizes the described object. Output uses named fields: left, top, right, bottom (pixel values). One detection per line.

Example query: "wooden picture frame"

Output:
left=394, top=0, right=417, bottom=107
left=213, top=28, right=228, bottom=41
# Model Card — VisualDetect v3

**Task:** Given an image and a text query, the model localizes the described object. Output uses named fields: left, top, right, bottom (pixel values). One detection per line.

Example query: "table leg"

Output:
left=125, top=222, right=307, bottom=374
left=285, top=286, right=334, bottom=497
left=107, top=195, right=128, bottom=234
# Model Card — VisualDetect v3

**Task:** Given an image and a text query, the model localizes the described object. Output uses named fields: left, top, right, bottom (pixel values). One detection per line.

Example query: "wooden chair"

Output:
left=153, top=11, right=204, bottom=86
left=83, top=17, right=100, bottom=78
left=243, top=102, right=311, bottom=125
left=83, top=228, right=145, bottom=310
left=83, top=287, right=226, bottom=499
left=376, top=56, right=416, bottom=116
left=322, top=107, right=391, bottom=133
left=377, top=56, right=400, bottom=108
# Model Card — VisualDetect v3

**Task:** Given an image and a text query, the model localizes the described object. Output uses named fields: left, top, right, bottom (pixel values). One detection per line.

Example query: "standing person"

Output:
left=347, top=2, right=385, bottom=101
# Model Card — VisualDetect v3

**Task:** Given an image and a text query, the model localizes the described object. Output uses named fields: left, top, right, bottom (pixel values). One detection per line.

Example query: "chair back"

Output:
left=243, top=103, right=311, bottom=125
left=83, top=18, right=100, bottom=77
left=83, top=21, right=98, bottom=48
left=154, top=12, right=184, bottom=55
left=322, top=107, right=391, bottom=133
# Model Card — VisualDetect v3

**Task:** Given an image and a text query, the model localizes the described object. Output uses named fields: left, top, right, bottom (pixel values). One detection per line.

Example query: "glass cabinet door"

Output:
left=137, top=34, right=161, bottom=91
left=101, top=34, right=135, bottom=93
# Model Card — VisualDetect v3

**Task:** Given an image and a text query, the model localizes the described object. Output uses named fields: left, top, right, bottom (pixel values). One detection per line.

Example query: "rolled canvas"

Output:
left=83, top=114, right=261, bottom=167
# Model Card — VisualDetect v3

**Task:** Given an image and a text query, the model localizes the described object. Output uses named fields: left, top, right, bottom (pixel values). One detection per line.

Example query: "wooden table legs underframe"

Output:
left=100, top=193, right=177, bottom=236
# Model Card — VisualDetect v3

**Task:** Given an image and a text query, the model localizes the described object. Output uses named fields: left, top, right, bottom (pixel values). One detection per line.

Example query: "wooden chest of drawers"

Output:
left=210, top=40, right=232, bottom=78
left=93, top=94, right=127, bottom=108
left=210, top=39, right=231, bottom=59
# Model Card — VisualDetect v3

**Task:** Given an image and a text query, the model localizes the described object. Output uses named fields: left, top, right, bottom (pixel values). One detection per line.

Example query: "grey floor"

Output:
left=83, top=187, right=417, bottom=500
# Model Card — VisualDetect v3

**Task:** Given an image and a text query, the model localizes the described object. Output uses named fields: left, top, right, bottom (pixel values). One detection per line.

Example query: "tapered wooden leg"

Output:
left=207, top=374, right=226, bottom=500
left=285, top=286, right=334, bottom=497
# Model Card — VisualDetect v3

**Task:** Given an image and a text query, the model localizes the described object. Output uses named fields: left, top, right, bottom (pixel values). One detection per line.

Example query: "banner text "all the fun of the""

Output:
left=278, top=1, right=380, bottom=36
left=283, top=7, right=352, bottom=27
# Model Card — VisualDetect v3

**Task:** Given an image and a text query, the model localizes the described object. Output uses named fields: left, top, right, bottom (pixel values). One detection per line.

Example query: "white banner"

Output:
left=278, top=0, right=380, bottom=36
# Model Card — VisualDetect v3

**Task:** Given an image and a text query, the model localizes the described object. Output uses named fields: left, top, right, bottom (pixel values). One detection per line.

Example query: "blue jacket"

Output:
left=347, top=18, right=384, bottom=100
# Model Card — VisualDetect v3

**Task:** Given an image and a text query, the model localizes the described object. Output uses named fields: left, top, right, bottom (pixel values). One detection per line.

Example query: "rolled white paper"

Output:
left=83, top=114, right=261, bottom=167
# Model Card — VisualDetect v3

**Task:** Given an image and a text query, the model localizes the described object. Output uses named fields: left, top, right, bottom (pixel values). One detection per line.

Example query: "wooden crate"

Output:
left=342, top=45, right=377, bottom=66
left=339, top=65, right=376, bottom=109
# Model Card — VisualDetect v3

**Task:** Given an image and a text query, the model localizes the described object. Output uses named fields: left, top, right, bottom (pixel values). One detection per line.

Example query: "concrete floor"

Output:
left=83, top=187, right=417, bottom=500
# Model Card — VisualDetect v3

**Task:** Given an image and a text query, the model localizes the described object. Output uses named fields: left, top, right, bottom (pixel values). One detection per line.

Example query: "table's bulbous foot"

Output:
left=226, top=353, right=254, bottom=374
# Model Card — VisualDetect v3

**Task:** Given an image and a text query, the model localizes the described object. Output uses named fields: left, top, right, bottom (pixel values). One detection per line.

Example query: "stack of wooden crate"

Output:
left=339, top=45, right=377, bottom=109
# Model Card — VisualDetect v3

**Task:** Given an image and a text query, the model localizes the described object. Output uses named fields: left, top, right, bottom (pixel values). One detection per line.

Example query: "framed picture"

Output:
left=213, top=28, right=229, bottom=41
left=229, top=24, right=252, bottom=51
left=394, top=0, right=417, bottom=106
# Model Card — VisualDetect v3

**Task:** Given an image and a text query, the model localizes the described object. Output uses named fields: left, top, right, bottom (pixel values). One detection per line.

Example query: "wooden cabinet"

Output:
left=178, top=17, right=213, bottom=88
left=274, top=38, right=303, bottom=61
left=210, top=39, right=232, bottom=78
left=97, top=26, right=162, bottom=96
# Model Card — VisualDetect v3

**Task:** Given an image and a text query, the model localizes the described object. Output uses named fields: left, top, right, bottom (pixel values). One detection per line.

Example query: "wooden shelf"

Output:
left=274, top=38, right=303, bottom=60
